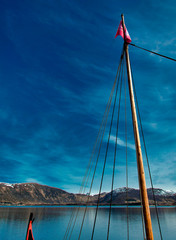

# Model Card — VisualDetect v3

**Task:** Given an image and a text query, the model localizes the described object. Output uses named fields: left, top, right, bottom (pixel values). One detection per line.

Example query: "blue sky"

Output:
left=0, top=0, right=176, bottom=193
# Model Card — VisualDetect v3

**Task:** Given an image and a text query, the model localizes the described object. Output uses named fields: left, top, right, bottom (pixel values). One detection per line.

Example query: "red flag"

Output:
left=115, top=20, right=131, bottom=43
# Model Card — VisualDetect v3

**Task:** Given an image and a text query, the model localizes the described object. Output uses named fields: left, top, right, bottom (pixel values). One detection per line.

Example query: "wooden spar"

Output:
left=121, top=14, right=154, bottom=240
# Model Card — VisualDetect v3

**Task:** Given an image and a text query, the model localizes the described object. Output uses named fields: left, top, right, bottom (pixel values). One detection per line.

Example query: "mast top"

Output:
left=121, top=14, right=126, bottom=44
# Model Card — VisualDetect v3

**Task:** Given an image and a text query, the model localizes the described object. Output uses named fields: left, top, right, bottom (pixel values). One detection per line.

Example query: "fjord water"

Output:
left=0, top=206, right=176, bottom=240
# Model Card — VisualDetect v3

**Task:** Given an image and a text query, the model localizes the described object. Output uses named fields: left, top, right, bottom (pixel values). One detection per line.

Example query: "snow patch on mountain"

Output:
left=0, top=183, right=15, bottom=188
left=152, top=188, right=175, bottom=196
left=112, top=187, right=130, bottom=194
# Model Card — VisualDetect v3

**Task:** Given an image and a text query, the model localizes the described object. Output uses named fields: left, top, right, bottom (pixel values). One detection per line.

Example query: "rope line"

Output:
left=72, top=66, right=118, bottom=240
left=63, top=125, right=103, bottom=240
left=66, top=52, right=123, bottom=240
left=131, top=68, right=163, bottom=240
left=77, top=52, right=124, bottom=240
left=77, top=80, right=113, bottom=240
left=129, top=43, right=176, bottom=62
left=64, top=106, right=107, bottom=240
left=107, top=53, right=124, bottom=240
left=91, top=55, right=124, bottom=240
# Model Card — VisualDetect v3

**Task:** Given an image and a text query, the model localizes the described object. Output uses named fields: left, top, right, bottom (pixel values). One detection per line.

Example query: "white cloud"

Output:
left=110, top=135, right=135, bottom=150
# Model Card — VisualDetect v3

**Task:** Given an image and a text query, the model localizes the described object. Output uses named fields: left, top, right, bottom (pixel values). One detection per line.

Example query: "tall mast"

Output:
left=121, top=14, right=154, bottom=240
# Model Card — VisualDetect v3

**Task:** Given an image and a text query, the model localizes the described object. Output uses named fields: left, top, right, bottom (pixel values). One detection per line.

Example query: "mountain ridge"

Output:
left=0, top=182, right=176, bottom=206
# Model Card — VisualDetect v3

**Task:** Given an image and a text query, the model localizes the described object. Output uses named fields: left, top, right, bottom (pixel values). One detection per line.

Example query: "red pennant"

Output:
left=115, top=20, right=131, bottom=43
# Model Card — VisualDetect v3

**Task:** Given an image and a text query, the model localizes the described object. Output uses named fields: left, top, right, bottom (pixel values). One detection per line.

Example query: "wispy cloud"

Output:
left=109, top=135, right=135, bottom=150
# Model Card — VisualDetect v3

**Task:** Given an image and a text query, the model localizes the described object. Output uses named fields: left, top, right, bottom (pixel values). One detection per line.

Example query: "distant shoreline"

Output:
left=0, top=204, right=175, bottom=207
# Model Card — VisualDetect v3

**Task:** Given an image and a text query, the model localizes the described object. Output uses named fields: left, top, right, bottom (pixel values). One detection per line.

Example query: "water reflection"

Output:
left=0, top=206, right=175, bottom=240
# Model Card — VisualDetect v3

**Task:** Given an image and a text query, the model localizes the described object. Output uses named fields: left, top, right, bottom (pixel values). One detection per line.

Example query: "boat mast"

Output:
left=121, top=14, right=154, bottom=240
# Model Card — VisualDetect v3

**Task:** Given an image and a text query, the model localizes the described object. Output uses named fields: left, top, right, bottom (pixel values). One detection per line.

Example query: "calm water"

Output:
left=0, top=206, right=176, bottom=239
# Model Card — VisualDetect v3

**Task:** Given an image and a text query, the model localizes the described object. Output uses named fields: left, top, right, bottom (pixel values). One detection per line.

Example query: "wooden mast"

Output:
left=121, top=14, right=154, bottom=240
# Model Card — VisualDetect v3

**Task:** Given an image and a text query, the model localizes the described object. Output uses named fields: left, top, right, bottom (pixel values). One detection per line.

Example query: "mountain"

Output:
left=0, top=183, right=85, bottom=205
left=0, top=183, right=176, bottom=206
left=99, top=187, right=176, bottom=206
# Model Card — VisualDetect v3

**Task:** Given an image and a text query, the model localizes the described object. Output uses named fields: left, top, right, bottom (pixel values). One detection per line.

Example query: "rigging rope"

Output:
left=77, top=52, right=124, bottom=240
left=129, top=43, right=176, bottom=62
left=63, top=110, right=107, bottom=240
left=106, top=53, right=124, bottom=240
left=131, top=68, right=163, bottom=240
left=65, top=53, right=123, bottom=240
left=91, top=55, right=124, bottom=240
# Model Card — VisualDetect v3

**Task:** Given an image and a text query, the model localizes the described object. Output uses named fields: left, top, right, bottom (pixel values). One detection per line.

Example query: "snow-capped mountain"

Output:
left=0, top=183, right=176, bottom=206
